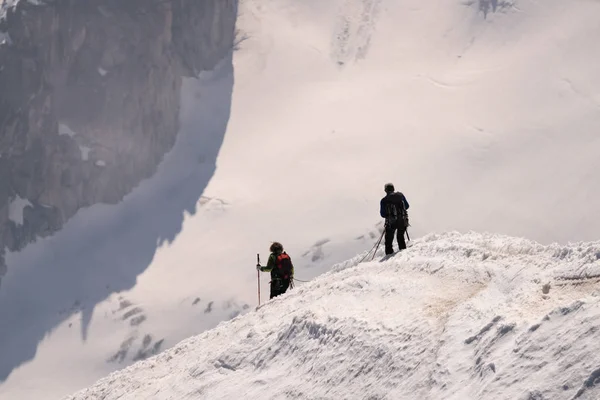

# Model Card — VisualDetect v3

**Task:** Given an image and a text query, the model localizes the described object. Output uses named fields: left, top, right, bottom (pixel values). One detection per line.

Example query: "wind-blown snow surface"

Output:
left=67, top=232, right=600, bottom=400
left=2, top=0, right=600, bottom=398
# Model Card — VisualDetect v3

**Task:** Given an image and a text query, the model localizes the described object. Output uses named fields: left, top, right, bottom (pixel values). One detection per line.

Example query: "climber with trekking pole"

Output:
left=256, top=242, right=294, bottom=300
left=380, top=183, right=410, bottom=255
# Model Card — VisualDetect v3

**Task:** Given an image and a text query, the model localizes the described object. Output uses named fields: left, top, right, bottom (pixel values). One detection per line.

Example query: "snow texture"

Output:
left=67, top=232, right=600, bottom=400
left=8, top=195, right=32, bottom=226
left=58, top=123, right=77, bottom=137
left=0, top=0, right=18, bottom=10
left=0, top=0, right=17, bottom=21
left=0, top=31, right=10, bottom=45
left=79, top=146, right=91, bottom=161
left=1, top=0, right=42, bottom=21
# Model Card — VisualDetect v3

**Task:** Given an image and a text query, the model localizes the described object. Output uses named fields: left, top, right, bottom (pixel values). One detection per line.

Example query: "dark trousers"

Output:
left=270, top=278, right=290, bottom=299
left=385, top=221, right=406, bottom=255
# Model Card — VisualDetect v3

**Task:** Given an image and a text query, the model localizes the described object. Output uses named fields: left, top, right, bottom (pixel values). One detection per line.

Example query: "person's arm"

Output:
left=380, top=199, right=387, bottom=218
left=402, top=195, right=409, bottom=210
left=259, top=254, right=276, bottom=272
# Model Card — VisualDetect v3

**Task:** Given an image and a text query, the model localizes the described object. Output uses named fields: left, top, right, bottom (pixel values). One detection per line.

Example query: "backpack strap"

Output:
left=397, top=194, right=409, bottom=228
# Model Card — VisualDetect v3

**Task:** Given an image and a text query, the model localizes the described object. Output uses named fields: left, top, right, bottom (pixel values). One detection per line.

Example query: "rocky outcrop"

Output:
left=0, top=0, right=237, bottom=283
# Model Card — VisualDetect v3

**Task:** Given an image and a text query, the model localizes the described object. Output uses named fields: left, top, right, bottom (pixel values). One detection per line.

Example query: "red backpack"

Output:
left=275, top=252, right=294, bottom=279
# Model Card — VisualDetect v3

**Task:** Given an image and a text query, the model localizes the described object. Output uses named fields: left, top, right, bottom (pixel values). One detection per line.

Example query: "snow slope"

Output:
left=2, top=0, right=600, bottom=398
left=67, top=232, right=600, bottom=400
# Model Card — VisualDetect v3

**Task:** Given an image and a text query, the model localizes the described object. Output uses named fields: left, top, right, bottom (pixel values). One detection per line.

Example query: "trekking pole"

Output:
left=371, top=228, right=385, bottom=260
left=256, top=253, right=261, bottom=306
left=358, top=226, right=386, bottom=263
left=405, top=228, right=410, bottom=242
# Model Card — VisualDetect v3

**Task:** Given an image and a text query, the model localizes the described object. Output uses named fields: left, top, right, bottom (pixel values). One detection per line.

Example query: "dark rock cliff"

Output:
left=0, top=0, right=237, bottom=284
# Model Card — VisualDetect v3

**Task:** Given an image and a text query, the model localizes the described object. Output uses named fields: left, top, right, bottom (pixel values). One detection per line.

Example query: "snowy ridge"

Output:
left=66, top=232, right=600, bottom=400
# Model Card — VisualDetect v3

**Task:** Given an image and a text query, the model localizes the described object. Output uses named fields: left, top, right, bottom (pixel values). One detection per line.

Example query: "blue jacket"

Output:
left=380, top=192, right=409, bottom=218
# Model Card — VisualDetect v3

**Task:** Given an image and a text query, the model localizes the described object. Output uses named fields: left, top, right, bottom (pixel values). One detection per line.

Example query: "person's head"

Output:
left=384, top=183, right=395, bottom=194
left=270, top=241, right=283, bottom=254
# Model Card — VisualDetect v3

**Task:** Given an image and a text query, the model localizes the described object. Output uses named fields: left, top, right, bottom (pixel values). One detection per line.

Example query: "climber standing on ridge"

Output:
left=380, top=183, right=410, bottom=255
left=257, top=242, right=294, bottom=299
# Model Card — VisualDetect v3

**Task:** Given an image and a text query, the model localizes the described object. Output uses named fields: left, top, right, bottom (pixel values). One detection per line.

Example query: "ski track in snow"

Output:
left=66, top=232, right=600, bottom=400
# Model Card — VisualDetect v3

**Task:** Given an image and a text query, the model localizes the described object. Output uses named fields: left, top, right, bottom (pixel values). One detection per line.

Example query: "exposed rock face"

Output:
left=0, top=0, right=237, bottom=283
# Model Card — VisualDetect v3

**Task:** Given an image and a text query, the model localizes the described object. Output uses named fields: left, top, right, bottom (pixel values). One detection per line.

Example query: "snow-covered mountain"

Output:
left=66, top=232, right=600, bottom=400
left=1, top=0, right=600, bottom=399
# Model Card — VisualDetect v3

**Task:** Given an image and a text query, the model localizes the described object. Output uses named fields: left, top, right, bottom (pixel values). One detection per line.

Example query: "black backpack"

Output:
left=275, top=252, right=293, bottom=280
left=386, top=197, right=409, bottom=229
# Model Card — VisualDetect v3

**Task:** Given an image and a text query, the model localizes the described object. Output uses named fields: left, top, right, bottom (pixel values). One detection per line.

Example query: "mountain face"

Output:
left=0, top=0, right=237, bottom=286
